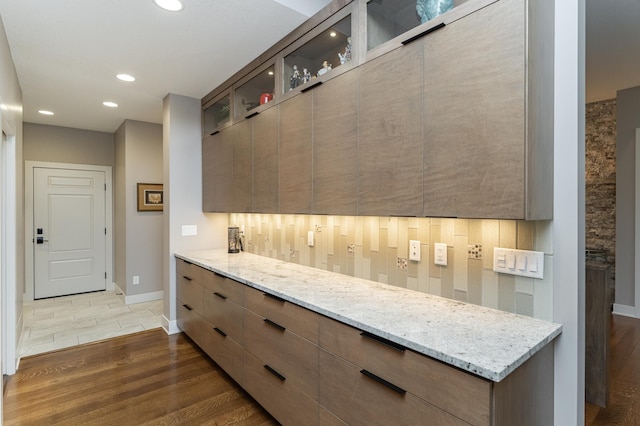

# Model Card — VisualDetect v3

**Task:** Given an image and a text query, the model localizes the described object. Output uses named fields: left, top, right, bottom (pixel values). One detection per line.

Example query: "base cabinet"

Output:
left=176, top=257, right=553, bottom=426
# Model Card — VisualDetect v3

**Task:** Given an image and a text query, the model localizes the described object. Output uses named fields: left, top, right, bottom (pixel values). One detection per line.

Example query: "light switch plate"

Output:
left=434, top=243, right=447, bottom=266
left=493, top=247, right=544, bottom=279
left=181, top=225, right=197, bottom=236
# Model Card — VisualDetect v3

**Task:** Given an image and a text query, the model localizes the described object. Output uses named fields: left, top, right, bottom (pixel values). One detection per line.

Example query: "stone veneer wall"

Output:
left=585, top=99, right=616, bottom=277
left=230, top=214, right=554, bottom=321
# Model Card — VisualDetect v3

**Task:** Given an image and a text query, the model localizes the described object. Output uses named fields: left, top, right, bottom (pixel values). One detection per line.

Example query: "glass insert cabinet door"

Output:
left=203, top=94, right=230, bottom=135
left=234, top=64, right=276, bottom=119
left=283, top=15, right=352, bottom=93
left=367, top=0, right=469, bottom=50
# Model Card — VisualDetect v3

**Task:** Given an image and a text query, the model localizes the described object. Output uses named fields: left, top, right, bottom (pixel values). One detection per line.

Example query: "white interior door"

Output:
left=34, top=167, right=107, bottom=299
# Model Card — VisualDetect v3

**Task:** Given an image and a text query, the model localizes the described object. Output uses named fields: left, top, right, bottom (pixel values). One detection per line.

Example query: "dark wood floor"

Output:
left=586, top=314, right=640, bottom=425
left=3, top=329, right=278, bottom=425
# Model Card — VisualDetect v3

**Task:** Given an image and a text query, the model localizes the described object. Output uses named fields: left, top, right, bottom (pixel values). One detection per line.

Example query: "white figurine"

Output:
left=338, top=37, right=352, bottom=65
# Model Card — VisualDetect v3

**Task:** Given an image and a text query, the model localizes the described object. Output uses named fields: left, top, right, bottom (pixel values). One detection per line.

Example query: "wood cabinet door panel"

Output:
left=319, top=315, right=490, bottom=425
left=232, top=119, right=253, bottom=212
left=177, top=276, right=203, bottom=314
left=244, top=309, right=319, bottom=399
left=279, top=94, right=312, bottom=214
left=202, top=131, right=233, bottom=212
left=358, top=42, right=424, bottom=217
left=200, top=269, right=245, bottom=304
left=244, top=285, right=319, bottom=343
left=313, top=68, right=359, bottom=215
left=245, top=351, right=319, bottom=426
left=319, top=349, right=468, bottom=426
left=423, top=0, right=525, bottom=218
left=199, top=323, right=245, bottom=387
left=176, top=258, right=203, bottom=283
left=203, top=291, right=244, bottom=345
left=252, top=106, right=279, bottom=213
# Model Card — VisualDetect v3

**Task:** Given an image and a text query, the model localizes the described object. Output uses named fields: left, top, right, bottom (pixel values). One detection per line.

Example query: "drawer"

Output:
left=202, top=290, right=244, bottom=345
left=244, top=309, right=318, bottom=399
left=200, top=269, right=244, bottom=304
left=177, top=274, right=203, bottom=313
left=244, top=285, right=318, bottom=343
left=245, top=351, right=318, bottom=426
left=199, top=323, right=244, bottom=387
left=176, top=258, right=203, bottom=282
left=319, top=315, right=491, bottom=425
left=319, top=349, right=468, bottom=426
left=177, top=299, right=205, bottom=347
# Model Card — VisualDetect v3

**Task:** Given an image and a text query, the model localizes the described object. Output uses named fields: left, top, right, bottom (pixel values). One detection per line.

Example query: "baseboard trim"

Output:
left=162, top=315, right=181, bottom=335
left=613, top=303, right=637, bottom=318
left=114, top=285, right=163, bottom=305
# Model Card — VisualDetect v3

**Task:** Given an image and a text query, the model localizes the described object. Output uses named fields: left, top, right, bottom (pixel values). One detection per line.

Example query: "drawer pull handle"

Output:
left=263, top=292, right=286, bottom=303
left=264, top=365, right=286, bottom=382
left=182, top=304, right=193, bottom=311
left=360, top=331, right=406, bottom=353
left=213, top=271, right=225, bottom=278
left=183, top=276, right=192, bottom=282
left=300, top=81, right=323, bottom=93
left=263, top=318, right=286, bottom=332
left=245, top=111, right=260, bottom=119
left=360, top=369, right=406, bottom=396
left=213, top=292, right=227, bottom=300
left=401, top=22, right=446, bottom=45
left=210, top=130, right=220, bottom=136
left=213, top=327, right=227, bottom=337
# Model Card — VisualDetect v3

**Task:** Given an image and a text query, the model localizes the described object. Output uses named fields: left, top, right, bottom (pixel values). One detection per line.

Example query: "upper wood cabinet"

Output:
left=252, top=106, right=279, bottom=213
left=358, top=41, right=424, bottom=217
left=312, top=68, right=359, bottom=215
left=279, top=93, right=313, bottom=214
left=202, top=129, right=233, bottom=212
left=422, top=0, right=550, bottom=219
left=201, top=0, right=553, bottom=220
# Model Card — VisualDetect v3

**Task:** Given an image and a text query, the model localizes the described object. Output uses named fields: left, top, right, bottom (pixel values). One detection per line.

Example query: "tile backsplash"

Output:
left=230, top=214, right=554, bottom=321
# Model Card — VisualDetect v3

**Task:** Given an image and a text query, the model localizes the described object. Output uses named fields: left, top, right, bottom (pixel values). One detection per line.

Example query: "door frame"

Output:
left=636, top=129, right=640, bottom=318
left=25, top=161, right=113, bottom=302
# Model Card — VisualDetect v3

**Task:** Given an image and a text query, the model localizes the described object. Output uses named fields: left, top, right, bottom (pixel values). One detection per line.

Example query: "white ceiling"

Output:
left=0, top=0, right=331, bottom=133
left=0, top=0, right=636, bottom=133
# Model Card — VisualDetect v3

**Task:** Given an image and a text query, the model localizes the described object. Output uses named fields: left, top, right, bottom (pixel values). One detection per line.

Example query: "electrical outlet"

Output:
left=133, top=275, right=140, bottom=285
left=307, top=231, right=314, bottom=247
left=347, top=244, right=355, bottom=255
left=289, top=249, right=295, bottom=258
left=409, top=240, right=421, bottom=261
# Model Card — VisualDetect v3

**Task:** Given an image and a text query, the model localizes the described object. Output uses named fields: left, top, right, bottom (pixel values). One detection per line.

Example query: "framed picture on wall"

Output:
left=137, top=183, right=163, bottom=212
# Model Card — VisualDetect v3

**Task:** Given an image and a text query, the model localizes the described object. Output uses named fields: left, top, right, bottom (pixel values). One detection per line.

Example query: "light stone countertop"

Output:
left=175, top=249, right=562, bottom=382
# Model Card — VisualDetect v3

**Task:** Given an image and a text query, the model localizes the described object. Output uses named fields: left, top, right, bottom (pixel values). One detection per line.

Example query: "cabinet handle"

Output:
left=401, top=22, right=446, bottom=45
left=263, top=318, right=286, bottom=332
left=182, top=304, right=193, bottom=311
left=360, top=369, right=406, bottom=396
left=210, top=130, right=220, bottom=136
left=264, top=365, right=286, bottom=382
left=360, top=331, right=406, bottom=353
left=183, top=276, right=192, bottom=282
left=213, top=327, right=227, bottom=337
left=245, top=111, right=260, bottom=119
left=183, top=260, right=193, bottom=265
left=300, top=81, right=323, bottom=93
left=213, top=292, right=227, bottom=300
left=213, top=271, right=225, bottom=278
left=263, top=292, right=285, bottom=303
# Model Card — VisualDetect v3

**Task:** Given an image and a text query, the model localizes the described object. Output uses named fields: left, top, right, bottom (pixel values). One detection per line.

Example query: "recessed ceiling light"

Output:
left=153, top=0, right=183, bottom=11
left=117, top=74, right=136, bottom=82
left=38, top=110, right=54, bottom=116
left=268, top=71, right=274, bottom=76
left=330, top=31, right=337, bottom=37
left=103, top=101, right=119, bottom=108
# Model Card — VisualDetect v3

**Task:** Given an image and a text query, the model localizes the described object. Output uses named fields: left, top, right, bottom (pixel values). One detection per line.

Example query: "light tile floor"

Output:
left=20, top=291, right=164, bottom=357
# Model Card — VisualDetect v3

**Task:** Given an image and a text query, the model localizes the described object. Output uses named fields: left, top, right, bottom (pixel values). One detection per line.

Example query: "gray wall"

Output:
left=615, top=85, right=640, bottom=308
left=114, top=120, right=163, bottom=297
left=23, top=122, right=114, bottom=166
left=1, top=12, right=24, bottom=375
left=163, top=94, right=227, bottom=330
